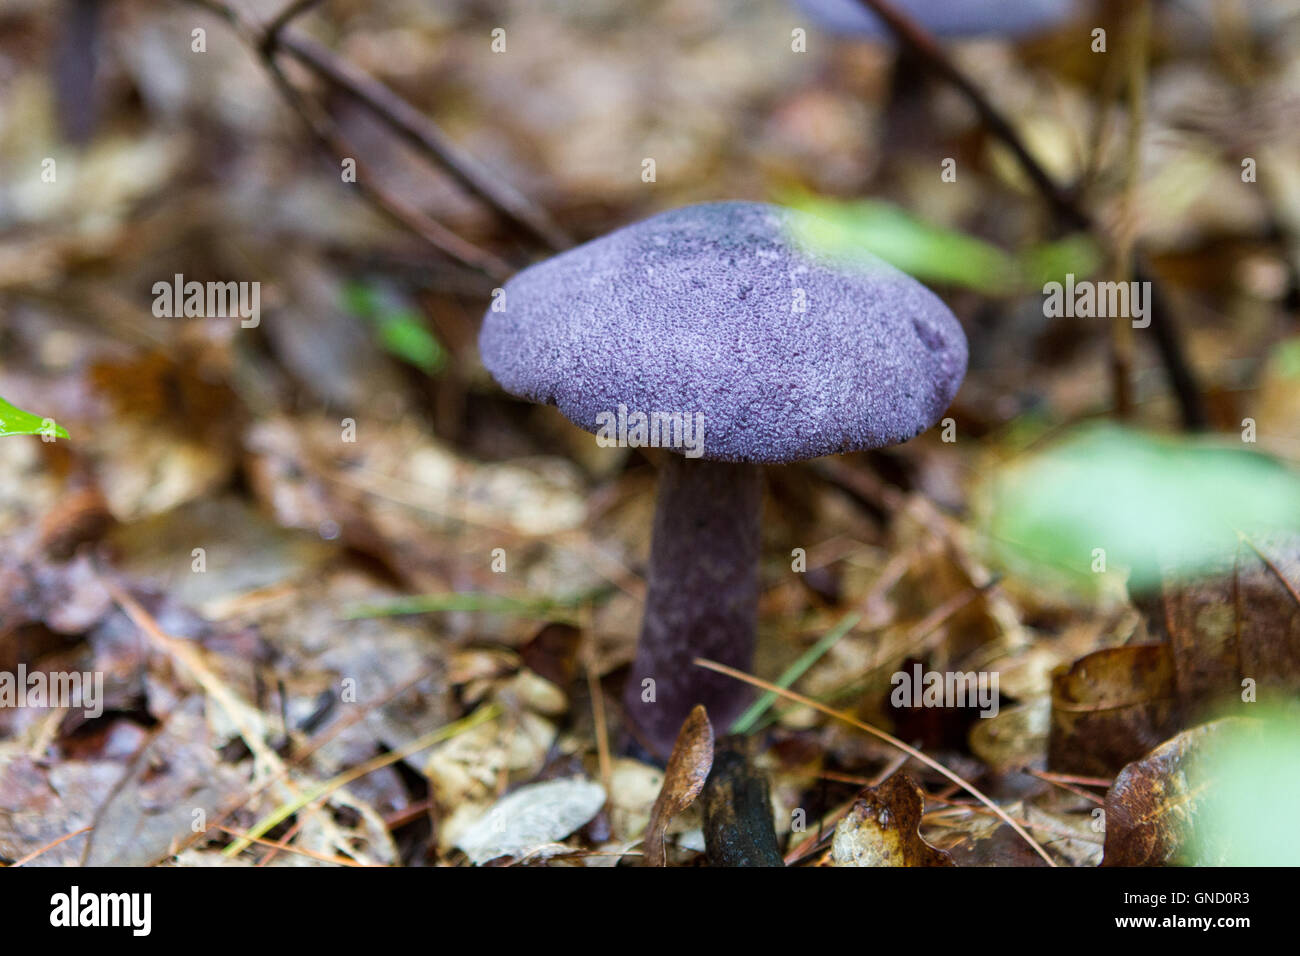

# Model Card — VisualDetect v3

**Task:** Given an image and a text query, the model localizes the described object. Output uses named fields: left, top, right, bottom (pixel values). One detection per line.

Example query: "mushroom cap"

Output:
left=479, top=201, right=967, bottom=464
left=791, top=0, right=1075, bottom=39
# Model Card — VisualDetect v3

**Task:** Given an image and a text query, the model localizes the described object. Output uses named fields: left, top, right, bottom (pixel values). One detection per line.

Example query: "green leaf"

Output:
left=340, top=279, right=381, bottom=318
left=983, top=423, right=1300, bottom=593
left=0, top=396, right=69, bottom=439
left=378, top=310, right=446, bottom=374
left=341, top=279, right=446, bottom=374
left=784, top=194, right=1101, bottom=295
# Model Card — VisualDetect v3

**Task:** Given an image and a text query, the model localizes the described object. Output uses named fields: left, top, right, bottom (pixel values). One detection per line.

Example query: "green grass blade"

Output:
left=729, top=611, right=861, bottom=735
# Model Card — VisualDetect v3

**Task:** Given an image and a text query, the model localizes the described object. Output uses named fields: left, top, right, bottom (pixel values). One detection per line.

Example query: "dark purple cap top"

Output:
left=479, top=201, right=967, bottom=464
left=791, top=0, right=1075, bottom=39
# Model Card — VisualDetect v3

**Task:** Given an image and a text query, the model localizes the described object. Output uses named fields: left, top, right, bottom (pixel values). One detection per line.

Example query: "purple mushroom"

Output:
left=479, top=201, right=967, bottom=758
left=791, top=0, right=1076, bottom=39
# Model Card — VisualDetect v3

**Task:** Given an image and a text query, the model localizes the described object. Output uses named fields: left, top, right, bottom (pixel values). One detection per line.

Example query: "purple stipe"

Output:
left=623, top=456, right=762, bottom=759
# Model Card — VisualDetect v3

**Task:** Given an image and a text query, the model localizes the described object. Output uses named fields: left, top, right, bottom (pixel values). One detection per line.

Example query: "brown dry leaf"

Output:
left=0, top=746, right=121, bottom=866
left=0, top=550, right=113, bottom=637
left=831, top=773, right=955, bottom=867
left=934, top=810, right=1052, bottom=868
left=1101, top=719, right=1244, bottom=866
left=642, top=704, right=714, bottom=867
left=1155, top=534, right=1300, bottom=716
left=969, top=699, right=1050, bottom=773
left=1048, top=644, right=1180, bottom=777
left=82, top=704, right=248, bottom=866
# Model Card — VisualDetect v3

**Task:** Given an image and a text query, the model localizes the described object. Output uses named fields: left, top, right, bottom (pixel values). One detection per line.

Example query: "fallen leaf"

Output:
left=82, top=705, right=249, bottom=866
left=642, top=704, right=714, bottom=866
left=1101, top=719, right=1238, bottom=866
left=831, top=773, right=954, bottom=867
left=935, top=808, right=1051, bottom=868
left=455, top=777, right=607, bottom=865
left=1156, top=533, right=1300, bottom=715
left=1048, top=644, right=1179, bottom=777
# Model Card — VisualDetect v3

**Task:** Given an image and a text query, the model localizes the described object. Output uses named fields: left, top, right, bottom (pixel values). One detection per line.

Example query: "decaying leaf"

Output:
left=831, top=773, right=954, bottom=867
left=455, top=777, right=606, bottom=865
left=81, top=706, right=250, bottom=866
left=1049, top=644, right=1179, bottom=777
left=642, top=704, right=714, bottom=867
left=934, top=807, right=1051, bottom=868
left=1154, top=533, right=1300, bottom=715
left=0, top=745, right=120, bottom=866
left=1101, top=720, right=1237, bottom=866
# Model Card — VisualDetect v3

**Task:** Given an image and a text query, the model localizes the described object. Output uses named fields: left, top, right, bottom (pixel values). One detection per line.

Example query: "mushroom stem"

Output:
left=625, top=455, right=762, bottom=759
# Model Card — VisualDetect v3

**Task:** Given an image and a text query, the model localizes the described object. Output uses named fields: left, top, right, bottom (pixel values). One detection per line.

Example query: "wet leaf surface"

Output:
left=1102, top=720, right=1233, bottom=867
left=1049, top=644, right=1180, bottom=777
left=831, top=773, right=954, bottom=867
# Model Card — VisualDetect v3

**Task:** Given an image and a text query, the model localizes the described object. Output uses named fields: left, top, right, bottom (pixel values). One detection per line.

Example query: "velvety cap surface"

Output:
left=479, top=201, right=967, bottom=464
left=791, top=0, right=1075, bottom=38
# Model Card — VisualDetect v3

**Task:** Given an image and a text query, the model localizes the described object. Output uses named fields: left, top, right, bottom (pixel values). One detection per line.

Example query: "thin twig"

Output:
left=262, top=49, right=514, bottom=278
left=1109, top=0, right=1152, bottom=420
left=276, top=31, right=572, bottom=251
left=852, top=0, right=1084, bottom=229
left=6, top=826, right=94, bottom=867
left=694, top=657, right=1057, bottom=866
left=582, top=605, right=613, bottom=797
left=1024, top=768, right=1106, bottom=806
left=210, top=825, right=379, bottom=866
left=254, top=814, right=307, bottom=867
left=104, top=577, right=381, bottom=865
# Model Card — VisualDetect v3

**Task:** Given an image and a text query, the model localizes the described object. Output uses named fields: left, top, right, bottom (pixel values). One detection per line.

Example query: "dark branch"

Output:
left=276, top=31, right=572, bottom=252
left=851, top=0, right=1208, bottom=429
left=262, top=0, right=325, bottom=51
left=187, top=0, right=569, bottom=261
